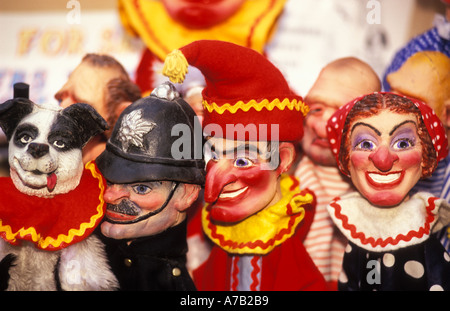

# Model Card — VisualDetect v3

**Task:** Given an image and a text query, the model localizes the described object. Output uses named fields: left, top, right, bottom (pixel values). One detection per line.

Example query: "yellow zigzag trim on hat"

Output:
left=0, top=161, right=105, bottom=250
left=203, top=98, right=310, bottom=116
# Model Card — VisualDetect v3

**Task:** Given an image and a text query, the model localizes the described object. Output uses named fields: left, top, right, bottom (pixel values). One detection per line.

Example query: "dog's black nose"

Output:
left=27, top=143, right=50, bottom=158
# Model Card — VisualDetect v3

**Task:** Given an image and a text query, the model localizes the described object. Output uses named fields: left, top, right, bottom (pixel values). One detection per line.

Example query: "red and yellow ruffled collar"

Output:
left=202, top=175, right=315, bottom=255
left=0, top=161, right=105, bottom=251
left=327, top=192, right=443, bottom=252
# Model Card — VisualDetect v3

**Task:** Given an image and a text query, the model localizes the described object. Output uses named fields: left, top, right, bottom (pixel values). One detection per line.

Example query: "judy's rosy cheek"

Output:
left=398, top=150, right=422, bottom=167
left=349, top=152, right=369, bottom=170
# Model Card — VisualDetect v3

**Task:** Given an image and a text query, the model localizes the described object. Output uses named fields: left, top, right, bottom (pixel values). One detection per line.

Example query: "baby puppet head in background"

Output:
left=327, top=92, right=448, bottom=207
left=386, top=51, right=450, bottom=143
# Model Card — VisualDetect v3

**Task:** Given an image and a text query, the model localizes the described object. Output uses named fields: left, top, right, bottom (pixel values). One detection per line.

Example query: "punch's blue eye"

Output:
left=234, top=157, right=253, bottom=168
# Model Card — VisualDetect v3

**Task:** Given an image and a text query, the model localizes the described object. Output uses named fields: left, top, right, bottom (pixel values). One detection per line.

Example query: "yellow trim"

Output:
left=0, top=161, right=105, bottom=250
left=203, top=98, right=310, bottom=116
left=202, top=175, right=313, bottom=255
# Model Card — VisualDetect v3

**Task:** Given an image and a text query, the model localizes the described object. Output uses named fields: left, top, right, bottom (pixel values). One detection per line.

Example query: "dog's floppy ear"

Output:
left=61, top=103, right=109, bottom=146
left=0, top=98, right=34, bottom=140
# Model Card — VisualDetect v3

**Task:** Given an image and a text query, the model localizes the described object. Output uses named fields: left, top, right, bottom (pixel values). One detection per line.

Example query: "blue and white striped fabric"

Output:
left=438, top=156, right=450, bottom=251
left=440, top=157, right=450, bottom=202
left=413, top=154, right=450, bottom=252
left=382, top=27, right=450, bottom=91
left=413, top=155, right=449, bottom=198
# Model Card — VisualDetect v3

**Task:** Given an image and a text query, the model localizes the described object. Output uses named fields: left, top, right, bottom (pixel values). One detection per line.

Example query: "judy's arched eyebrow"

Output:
left=350, top=120, right=417, bottom=137
left=388, top=120, right=417, bottom=136
left=350, top=122, right=381, bottom=136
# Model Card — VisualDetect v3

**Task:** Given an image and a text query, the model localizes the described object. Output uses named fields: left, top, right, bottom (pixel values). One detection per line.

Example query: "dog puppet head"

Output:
left=0, top=96, right=108, bottom=198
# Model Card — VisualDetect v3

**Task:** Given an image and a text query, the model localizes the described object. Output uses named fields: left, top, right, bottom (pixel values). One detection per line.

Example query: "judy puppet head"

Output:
left=327, top=92, right=448, bottom=207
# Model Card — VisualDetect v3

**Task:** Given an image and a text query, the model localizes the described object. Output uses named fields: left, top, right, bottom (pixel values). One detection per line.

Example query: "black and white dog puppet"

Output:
left=0, top=83, right=118, bottom=290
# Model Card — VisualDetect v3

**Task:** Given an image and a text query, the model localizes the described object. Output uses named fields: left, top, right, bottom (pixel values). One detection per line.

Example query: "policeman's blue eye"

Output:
left=234, top=157, right=253, bottom=168
left=132, top=184, right=152, bottom=195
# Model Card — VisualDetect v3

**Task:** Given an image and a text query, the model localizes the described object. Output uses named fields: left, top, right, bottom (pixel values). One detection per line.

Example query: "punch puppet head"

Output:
left=327, top=92, right=448, bottom=207
left=163, top=40, right=310, bottom=224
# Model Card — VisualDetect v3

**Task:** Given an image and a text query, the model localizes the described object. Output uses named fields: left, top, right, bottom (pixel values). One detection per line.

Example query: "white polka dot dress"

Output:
left=327, top=192, right=450, bottom=291
left=339, top=236, right=449, bottom=291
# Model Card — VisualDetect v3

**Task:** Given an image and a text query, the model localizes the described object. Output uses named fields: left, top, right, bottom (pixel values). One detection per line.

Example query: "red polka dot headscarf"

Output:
left=326, top=92, right=448, bottom=176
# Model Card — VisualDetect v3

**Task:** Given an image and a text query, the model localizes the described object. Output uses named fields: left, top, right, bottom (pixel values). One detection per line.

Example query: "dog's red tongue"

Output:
left=47, top=173, right=57, bottom=192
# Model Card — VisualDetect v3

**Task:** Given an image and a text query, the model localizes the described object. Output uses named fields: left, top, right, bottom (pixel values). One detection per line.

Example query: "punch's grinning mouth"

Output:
left=219, top=186, right=248, bottom=199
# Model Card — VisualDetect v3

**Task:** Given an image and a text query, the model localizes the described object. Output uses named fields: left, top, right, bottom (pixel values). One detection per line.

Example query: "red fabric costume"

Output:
left=0, top=161, right=105, bottom=251
left=193, top=176, right=326, bottom=291
left=163, top=40, right=327, bottom=290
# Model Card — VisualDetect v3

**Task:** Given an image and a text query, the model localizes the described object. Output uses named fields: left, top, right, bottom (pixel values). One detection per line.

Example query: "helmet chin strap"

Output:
left=105, top=182, right=179, bottom=225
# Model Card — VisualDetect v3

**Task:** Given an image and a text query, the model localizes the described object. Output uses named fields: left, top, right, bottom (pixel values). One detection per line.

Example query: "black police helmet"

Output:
left=97, top=82, right=205, bottom=185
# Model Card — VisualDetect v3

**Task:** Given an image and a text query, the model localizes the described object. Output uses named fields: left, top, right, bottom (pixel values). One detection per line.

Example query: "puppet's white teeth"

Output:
left=219, top=187, right=248, bottom=199
left=368, top=173, right=401, bottom=183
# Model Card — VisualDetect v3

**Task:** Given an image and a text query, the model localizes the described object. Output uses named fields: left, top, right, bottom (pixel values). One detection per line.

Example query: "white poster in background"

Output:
left=0, top=9, right=143, bottom=105
left=265, top=0, right=415, bottom=96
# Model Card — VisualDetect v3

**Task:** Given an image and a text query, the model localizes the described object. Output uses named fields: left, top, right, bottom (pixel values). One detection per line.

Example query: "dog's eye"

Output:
left=53, top=140, right=65, bottom=149
left=20, top=135, right=32, bottom=144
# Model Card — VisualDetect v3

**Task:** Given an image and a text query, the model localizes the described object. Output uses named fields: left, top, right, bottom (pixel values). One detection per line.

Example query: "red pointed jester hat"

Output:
left=163, top=40, right=308, bottom=141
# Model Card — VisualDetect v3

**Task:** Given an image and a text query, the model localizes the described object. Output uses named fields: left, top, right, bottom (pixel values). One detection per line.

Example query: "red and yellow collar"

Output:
left=0, top=161, right=105, bottom=251
left=202, top=175, right=315, bottom=255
